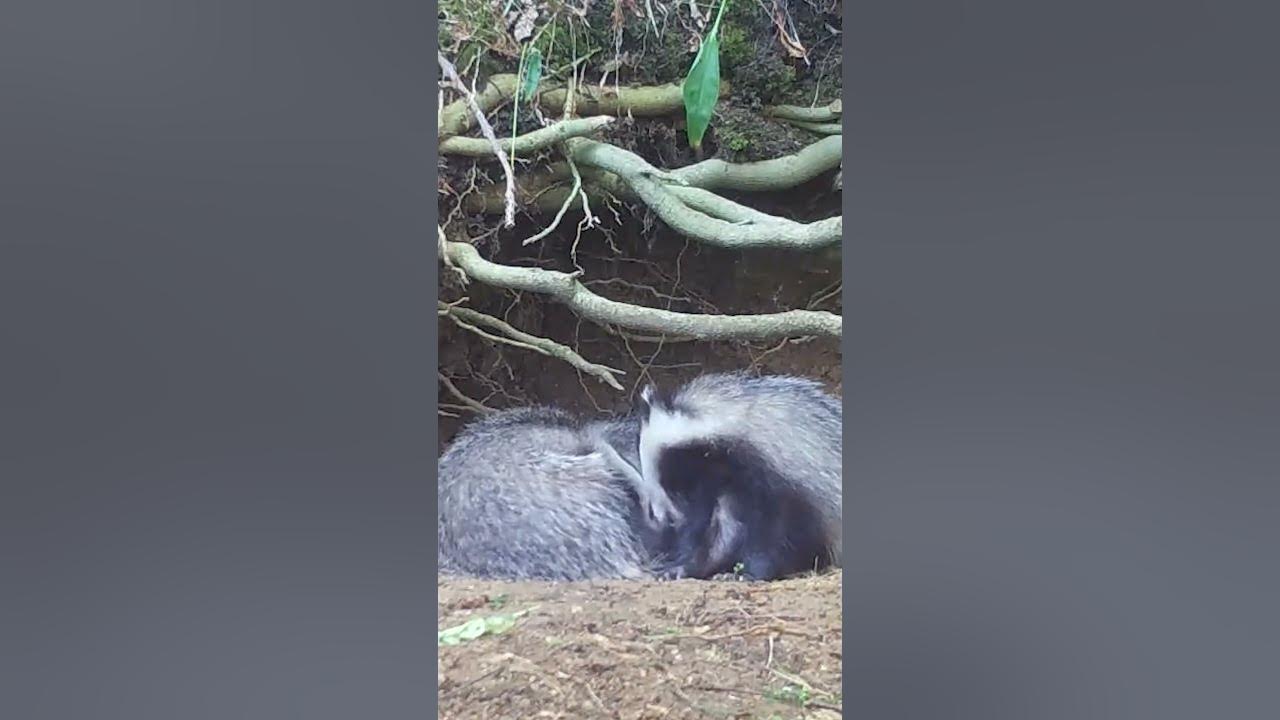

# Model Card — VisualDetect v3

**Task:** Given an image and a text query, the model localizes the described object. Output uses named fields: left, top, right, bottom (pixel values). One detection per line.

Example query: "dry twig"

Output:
left=440, top=302, right=626, bottom=390
left=437, top=372, right=492, bottom=415
left=438, top=51, right=518, bottom=227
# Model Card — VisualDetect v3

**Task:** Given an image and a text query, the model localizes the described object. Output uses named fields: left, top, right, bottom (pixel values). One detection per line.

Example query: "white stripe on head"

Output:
left=637, top=402, right=723, bottom=490
left=639, top=383, right=657, bottom=406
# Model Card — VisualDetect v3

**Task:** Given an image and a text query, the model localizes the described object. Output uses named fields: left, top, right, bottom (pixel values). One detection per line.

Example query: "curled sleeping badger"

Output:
left=636, top=372, right=843, bottom=581
left=435, top=372, right=841, bottom=582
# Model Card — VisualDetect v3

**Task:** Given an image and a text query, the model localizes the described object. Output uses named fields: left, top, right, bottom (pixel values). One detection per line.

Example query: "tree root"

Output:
left=458, top=137, right=843, bottom=249
left=438, top=65, right=844, bottom=388
left=765, top=99, right=842, bottom=123
left=667, top=186, right=802, bottom=227
left=440, top=302, right=626, bottom=390
left=784, top=120, right=842, bottom=135
left=439, top=68, right=843, bottom=249
left=440, top=238, right=842, bottom=341
left=438, top=117, right=615, bottom=158
left=440, top=74, right=732, bottom=138
left=669, top=134, right=842, bottom=192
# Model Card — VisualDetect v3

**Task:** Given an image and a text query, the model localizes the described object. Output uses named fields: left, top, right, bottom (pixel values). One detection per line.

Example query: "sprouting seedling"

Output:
left=682, top=0, right=731, bottom=153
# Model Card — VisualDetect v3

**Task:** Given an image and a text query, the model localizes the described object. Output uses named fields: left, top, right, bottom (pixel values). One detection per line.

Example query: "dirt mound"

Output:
left=438, top=572, right=842, bottom=719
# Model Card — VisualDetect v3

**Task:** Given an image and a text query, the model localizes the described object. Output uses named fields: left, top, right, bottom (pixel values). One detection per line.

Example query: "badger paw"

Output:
left=642, top=490, right=684, bottom=528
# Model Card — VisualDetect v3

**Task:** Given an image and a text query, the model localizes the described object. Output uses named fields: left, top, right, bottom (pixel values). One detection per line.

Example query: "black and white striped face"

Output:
left=637, top=383, right=724, bottom=495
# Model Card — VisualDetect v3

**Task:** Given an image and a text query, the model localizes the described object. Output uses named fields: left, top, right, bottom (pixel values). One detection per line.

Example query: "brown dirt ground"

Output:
left=438, top=571, right=843, bottom=720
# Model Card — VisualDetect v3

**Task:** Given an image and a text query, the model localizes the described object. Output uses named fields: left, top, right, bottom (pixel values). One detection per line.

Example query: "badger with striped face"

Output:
left=636, top=372, right=843, bottom=581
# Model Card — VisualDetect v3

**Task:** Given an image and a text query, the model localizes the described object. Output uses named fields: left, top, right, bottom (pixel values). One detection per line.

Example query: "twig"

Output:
left=447, top=314, right=549, bottom=354
left=569, top=154, right=596, bottom=225
left=439, top=667, right=502, bottom=701
left=807, top=281, right=843, bottom=310
left=437, top=372, right=492, bottom=414
left=522, top=153, right=583, bottom=247
left=438, top=52, right=517, bottom=228
left=438, top=225, right=469, bottom=285
left=691, top=685, right=843, bottom=714
left=440, top=302, right=626, bottom=390
left=649, top=623, right=817, bottom=642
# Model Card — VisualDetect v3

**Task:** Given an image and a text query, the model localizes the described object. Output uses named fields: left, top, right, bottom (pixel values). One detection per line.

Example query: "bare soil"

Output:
left=438, top=571, right=842, bottom=719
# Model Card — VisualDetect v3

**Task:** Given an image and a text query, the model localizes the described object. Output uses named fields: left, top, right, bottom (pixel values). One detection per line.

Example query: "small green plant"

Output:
left=488, top=592, right=510, bottom=610
left=733, top=561, right=746, bottom=577
left=765, top=683, right=812, bottom=707
left=727, top=135, right=749, bottom=152
left=682, top=0, right=731, bottom=152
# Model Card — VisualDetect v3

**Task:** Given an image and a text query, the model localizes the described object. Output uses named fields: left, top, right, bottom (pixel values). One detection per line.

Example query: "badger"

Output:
left=634, top=372, right=843, bottom=581
left=437, top=405, right=680, bottom=581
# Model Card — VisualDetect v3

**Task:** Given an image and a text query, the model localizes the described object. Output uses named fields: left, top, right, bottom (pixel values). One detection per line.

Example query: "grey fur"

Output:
left=638, top=372, right=844, bottom=575
left=584, top=411, right=684, bottom=527
left=438, top=405, right=668, bottom=581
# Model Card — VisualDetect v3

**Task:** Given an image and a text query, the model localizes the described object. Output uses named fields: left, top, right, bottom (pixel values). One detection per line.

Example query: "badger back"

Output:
left=437, top=406, right=652, bottom=581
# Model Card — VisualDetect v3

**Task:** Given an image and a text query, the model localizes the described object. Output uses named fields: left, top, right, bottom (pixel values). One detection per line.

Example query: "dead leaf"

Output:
left=507, top=2, right=539, bottom=43
left=771, top=1, right=810, bottom=62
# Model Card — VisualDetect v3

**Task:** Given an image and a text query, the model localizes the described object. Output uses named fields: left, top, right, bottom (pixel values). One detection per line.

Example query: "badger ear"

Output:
left=635, top=383, right=659, bottom=418
left=639, top=384, right=657, bottom=404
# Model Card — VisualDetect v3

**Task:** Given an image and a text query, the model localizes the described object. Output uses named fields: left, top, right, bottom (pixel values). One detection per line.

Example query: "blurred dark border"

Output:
left=844, top=1, right=1280, bottom=717
left=1, top=1, right=438, bottom=717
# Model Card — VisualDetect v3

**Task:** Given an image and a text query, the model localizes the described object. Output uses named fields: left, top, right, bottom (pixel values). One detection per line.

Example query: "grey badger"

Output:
left=437, top=405, right=682, bottom=581
left=635, top=372, right=843, bottom=581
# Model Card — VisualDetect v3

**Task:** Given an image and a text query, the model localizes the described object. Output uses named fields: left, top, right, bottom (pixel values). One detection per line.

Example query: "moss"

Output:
left=718, top=20, right=752, bottom=69
left=721, top=128, right=751, bottom=153
left=743, top=54, right=798, bottom=104
left=710, top=106, right=805, bottom=162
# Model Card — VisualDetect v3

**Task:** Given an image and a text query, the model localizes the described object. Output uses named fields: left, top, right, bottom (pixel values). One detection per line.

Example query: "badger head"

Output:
left=636, top=382, right=722, bottom=497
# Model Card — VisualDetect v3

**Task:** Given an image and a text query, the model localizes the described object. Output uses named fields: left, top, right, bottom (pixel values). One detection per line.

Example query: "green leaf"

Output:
left=518, top=47, right=543, bottom=103
left=437, top=607, right=537, bottom=647
left=438, top=618, right=488, bottom=646
left=683, top=0, right=731, bottom=151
